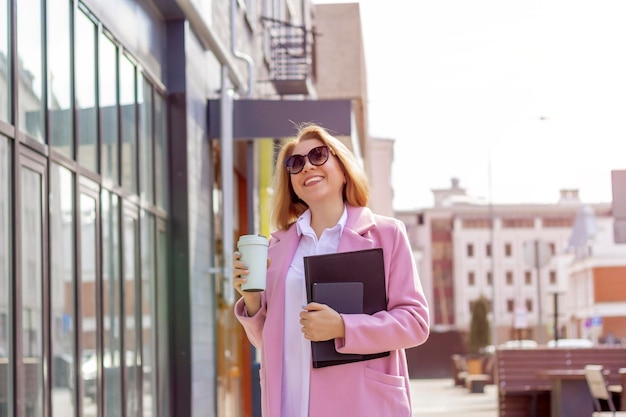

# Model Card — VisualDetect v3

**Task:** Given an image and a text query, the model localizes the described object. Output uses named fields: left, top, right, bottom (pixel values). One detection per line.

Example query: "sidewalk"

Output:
left=410, top=378, right=498, bottom=417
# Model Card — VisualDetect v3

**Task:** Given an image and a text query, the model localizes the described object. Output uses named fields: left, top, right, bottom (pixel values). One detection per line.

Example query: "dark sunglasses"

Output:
left=284, top=145, right=331, bottom=174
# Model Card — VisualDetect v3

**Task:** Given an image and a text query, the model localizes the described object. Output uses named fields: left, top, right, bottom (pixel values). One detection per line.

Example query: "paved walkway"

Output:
left=410, top=378, right=498, bottom=417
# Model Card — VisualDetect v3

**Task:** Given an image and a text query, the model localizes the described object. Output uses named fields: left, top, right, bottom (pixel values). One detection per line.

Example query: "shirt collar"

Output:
left=296, top=204, right=348, bottom=237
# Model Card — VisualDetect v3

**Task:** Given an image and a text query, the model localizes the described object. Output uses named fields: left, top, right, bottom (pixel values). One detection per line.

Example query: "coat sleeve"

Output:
left=234, top=293, right=267, bottom=349
left=336, top=218, right=430, bottom=355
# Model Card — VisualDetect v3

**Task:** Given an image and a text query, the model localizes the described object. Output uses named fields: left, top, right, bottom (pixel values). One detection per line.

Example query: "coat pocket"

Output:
left=360, top=366, right=411, bottom=416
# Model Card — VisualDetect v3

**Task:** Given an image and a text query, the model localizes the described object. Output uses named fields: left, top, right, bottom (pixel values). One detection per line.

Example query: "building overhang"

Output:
left=207, top=99, right=353, bottom=140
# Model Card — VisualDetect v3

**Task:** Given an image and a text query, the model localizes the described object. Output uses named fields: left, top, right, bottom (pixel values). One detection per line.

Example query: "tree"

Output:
left=468, top=295, right=491, bottom=354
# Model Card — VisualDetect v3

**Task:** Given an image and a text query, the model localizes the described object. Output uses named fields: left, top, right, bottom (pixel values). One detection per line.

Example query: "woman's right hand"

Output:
left=233, top=251, right=263, bottom=316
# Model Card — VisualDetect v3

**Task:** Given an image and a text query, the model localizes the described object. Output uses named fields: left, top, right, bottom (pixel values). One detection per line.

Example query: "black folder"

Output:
left=304, top=248, right=390, bottom=368
left=311, top=282, right=364, bottom=364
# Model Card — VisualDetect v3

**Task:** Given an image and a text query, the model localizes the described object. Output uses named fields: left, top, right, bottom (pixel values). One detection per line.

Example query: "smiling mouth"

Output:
left=304, top=176, right=324, bottom=186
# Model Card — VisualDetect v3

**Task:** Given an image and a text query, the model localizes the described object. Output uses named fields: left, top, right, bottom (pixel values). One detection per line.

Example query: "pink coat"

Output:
left=235, top=205, right=430, bottom=417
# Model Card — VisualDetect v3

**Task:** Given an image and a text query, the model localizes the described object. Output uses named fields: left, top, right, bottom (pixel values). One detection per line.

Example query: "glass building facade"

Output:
left=1, top=1, right=172, bottom=416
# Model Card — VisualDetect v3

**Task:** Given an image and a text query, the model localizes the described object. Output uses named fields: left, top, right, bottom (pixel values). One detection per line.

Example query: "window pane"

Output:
left=76, top=10, right=98, bottom=171
left=156, top=225, right=170, bottom=415
left=20, top=166, right=44, bottom=416
left=100, top=35, right=119, bottom=184
left=50, top=164, right=75, bottom=417
left=102, top=190, right=122, bottom=417
left=17, top=0, right=44, bottom=141
left=0, top=137, right=12, bottom=412
left=140, top=214, right=156, bottom=417
left=154, top=94, right=168, bottom=210
left=138, top=77, right=153, bottom=203
left=120, top=57, right=137, bottom=193
left=123, top=214, right=139, bottom=416
left=48, top=0, right=73, bottom=157
left=80, top=191, right=98, bottom=417
left=0, top=0, right=10, bottom=123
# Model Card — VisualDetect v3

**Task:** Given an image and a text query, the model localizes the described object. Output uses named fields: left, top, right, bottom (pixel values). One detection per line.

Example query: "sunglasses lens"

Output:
left=285, top=155, right=305, bottom=174
left=309, top=146, right=329, bottom=165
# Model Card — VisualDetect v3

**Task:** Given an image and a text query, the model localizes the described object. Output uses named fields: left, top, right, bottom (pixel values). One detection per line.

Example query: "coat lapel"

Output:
left=337, top=205, right=377, bottom=252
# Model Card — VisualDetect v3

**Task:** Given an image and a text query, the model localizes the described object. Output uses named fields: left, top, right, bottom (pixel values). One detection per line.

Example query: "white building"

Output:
left=566, top=211, right=626, bottom=342
left=397, top=179, right=625, bottom=344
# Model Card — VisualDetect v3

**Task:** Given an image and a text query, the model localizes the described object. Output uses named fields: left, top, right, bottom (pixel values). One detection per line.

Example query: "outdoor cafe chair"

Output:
left=584, top=364, right=626, bottom=417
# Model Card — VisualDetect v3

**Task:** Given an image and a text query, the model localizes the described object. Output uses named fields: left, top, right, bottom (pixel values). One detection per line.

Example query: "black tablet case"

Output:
left=304, top=248, right=390, bottom=368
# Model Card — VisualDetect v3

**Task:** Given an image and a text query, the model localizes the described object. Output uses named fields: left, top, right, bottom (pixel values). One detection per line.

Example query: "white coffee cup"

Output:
left=237, top=234, right=269, bottom=292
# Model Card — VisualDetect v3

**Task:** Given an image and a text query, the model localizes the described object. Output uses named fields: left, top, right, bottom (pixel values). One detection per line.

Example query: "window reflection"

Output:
left=0, top=137, right=11, bottom=415
left=21, top=166, right=44, bottom=416
left=0, top=0, right=10, bottom=123
left=120, top=56, right=137, bottom=193
left=76, top=10, right=98, bottom=171
left=102, top=190, right=122, bottom=417
left=48, top=0, right=72, bottom=157
left=50, top=164, right=75, bottom=417
left=154, top=94, right=168, bottom=210
left=141, top=214, right=156, bottom=417
left=17, top=0, right=44, bottom=142
left=80, top=192, right=98, bottom=417
left=156, top=226, right=170, bottom=415
left=139, top=77, right=154, bottom=203
left=123, top=213, right=139, bottom=417
left=100, top=34, right=119, bottom=184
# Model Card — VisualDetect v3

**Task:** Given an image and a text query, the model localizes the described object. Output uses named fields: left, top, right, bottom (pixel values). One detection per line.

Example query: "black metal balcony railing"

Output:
left=262, top=18, right=315, bottom=96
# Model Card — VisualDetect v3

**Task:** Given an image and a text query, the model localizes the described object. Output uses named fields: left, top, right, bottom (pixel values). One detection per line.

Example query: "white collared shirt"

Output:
left=280, top=206, right=347, bottom=417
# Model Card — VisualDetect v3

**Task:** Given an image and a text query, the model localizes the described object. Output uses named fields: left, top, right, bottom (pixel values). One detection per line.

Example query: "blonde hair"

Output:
left=270, top=124, right=369, bottom=231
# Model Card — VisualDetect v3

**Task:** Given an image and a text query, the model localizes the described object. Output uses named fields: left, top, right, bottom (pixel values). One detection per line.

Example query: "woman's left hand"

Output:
left=300, top=303, right=345, bottom=341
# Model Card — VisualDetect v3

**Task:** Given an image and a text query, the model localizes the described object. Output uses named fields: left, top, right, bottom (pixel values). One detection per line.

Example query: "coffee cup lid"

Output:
left=237, top=234, right=268, bottom=247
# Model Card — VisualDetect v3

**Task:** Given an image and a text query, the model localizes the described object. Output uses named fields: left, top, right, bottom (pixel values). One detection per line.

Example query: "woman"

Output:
left=233, top=124, right=430, bottom=417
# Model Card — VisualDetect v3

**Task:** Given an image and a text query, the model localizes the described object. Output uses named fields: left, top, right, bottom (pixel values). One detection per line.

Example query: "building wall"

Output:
left=396, top=210, right=435, bottom=329
left=568, top=215, right=626, bottom=341
left=185, top=24, right=219, bottom=417
left=314, top=3, right=369, bottom=166
left=400, top=190, right=626, bottom=346
left=594, top=266, right=626, bottom=302
left=368, top=137, right=394, bottom=217
left=453, top=214, right=573, bottom=334
left=314, top=3, right=367, bottom=101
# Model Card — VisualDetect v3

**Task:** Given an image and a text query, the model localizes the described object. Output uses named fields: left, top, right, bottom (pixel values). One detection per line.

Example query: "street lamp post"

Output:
left=548, top=291, right=564, bottom=344
left=523, top=239, right=552, bottom=344
left=488, top=144, right=497, bottom=347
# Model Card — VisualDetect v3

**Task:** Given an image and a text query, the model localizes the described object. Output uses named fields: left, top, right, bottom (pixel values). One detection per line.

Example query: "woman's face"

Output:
left=289, top=139, right=346, bottom=208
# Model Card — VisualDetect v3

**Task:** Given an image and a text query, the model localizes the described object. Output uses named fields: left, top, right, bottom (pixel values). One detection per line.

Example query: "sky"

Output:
left=313, top=0, right=626, bottom=210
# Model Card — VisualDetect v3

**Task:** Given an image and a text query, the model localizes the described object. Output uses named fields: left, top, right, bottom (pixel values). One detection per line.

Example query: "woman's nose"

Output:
left=301, top=155, right=315, bottom=172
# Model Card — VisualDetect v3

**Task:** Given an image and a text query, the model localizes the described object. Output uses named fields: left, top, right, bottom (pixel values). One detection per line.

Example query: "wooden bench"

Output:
left=466, top=354, right=496, bottom=393
left=451, top=354, right=495, bottom=393
left=467, top=373, right=491, bottom=393
left=496, top=346, right=626, bottom=417
left=451, top=354, right=469, bottom=387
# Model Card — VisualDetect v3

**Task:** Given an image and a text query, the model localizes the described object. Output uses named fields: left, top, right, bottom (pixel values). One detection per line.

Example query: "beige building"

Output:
left=397, top=180, right=626, bottom=345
